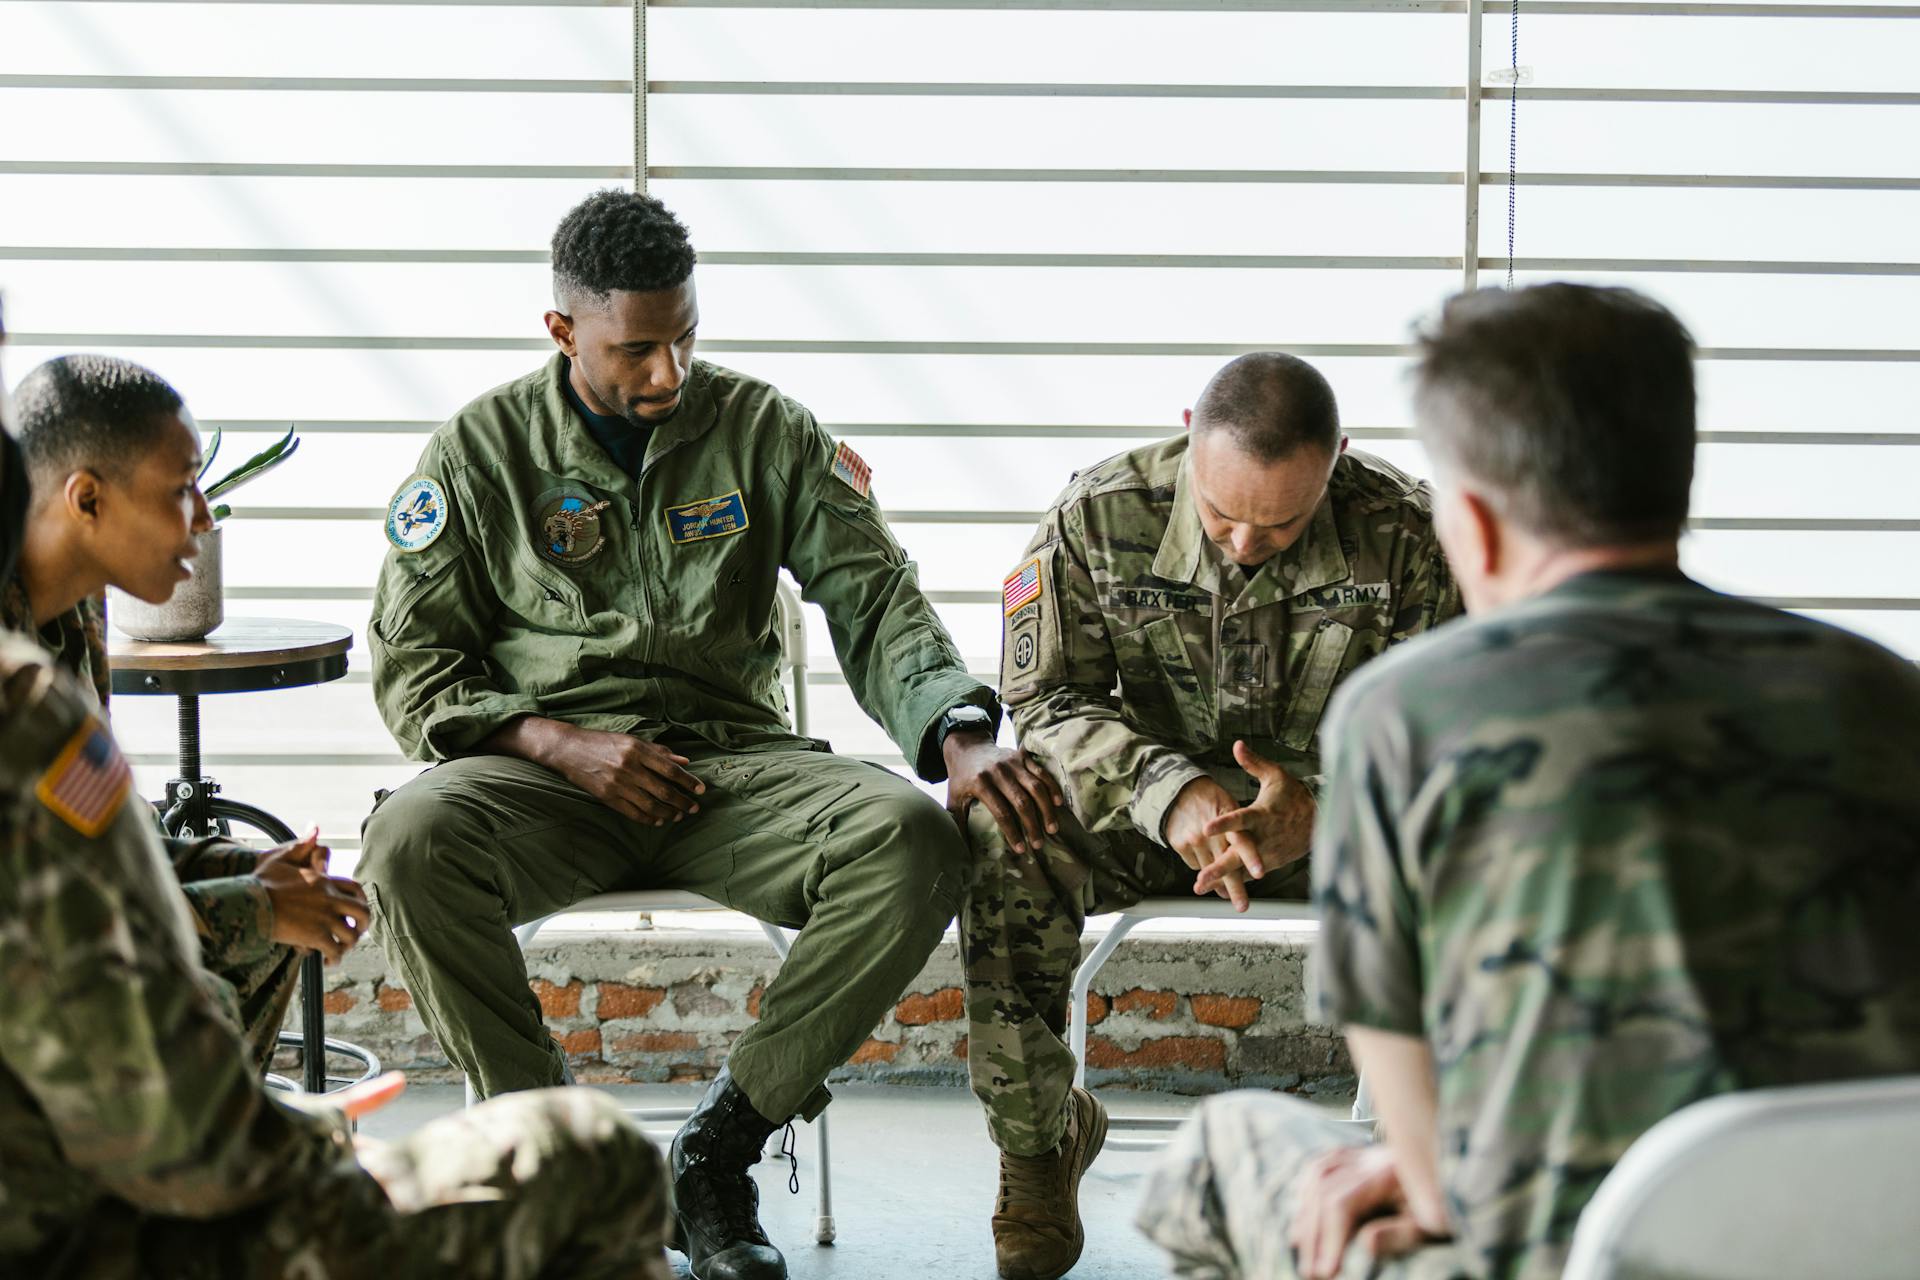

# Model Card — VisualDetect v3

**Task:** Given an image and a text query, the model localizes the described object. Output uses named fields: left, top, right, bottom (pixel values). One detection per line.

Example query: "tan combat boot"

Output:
left=992, top=1087, right=1110, bottom=1280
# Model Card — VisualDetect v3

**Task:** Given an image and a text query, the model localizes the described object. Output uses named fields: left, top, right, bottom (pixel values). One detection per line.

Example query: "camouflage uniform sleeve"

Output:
left=778, top=407, right=996, bottom=782
left=1305, top=673, right=1425, bottom=1035
left=1392, top=515, right=1465, bottom=644
left=169, top=837, right=276, bottom=970
left=1004, top=503, right=1207, bottom=845
left=0, top=647, right=358, bottom=1217
left=370, top=454, right=541, bottom=760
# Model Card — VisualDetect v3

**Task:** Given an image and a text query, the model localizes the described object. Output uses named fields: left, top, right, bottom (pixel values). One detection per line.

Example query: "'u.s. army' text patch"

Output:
left=36, top=721, right=132, bottom=837
left=831, top=442, right=872, bottom=498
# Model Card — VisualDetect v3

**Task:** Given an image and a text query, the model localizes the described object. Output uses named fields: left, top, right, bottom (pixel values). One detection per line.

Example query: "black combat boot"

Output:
left=670, top=1067, right=789, bottom=1280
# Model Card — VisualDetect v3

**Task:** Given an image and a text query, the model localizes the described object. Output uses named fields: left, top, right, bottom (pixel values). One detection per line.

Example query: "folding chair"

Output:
left=1561, top=1074, right=1920, bottom=1280
left=1066, top=896, right=1367, bottom=1151
left=461, top=580, right=837, bottom=1245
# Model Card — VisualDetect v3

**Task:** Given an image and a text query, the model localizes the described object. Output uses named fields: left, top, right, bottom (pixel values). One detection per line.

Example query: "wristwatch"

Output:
left=935, top=704, right=995, bottom=751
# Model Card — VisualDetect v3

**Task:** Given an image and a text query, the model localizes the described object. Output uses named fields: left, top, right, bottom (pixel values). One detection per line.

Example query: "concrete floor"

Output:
left=361, top=1082, right=1204, bottom=1279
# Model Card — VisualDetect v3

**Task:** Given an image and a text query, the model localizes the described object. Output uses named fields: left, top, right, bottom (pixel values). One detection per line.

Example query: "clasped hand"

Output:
left=255, top=828, right=370, bottom=963
left=1162, top=740, right=1314, bottom=912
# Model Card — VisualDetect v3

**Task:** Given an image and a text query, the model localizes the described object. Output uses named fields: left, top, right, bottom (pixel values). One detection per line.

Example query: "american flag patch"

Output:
left=830, top=442, right=872, bottom=498
left=36, top=721, right=133, bottom=837
left=1003, top=558, right=1043, bottom=616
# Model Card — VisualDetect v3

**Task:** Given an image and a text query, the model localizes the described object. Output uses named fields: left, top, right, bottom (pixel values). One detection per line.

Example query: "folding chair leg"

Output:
left=813, top=1110, right=835, bottom=1244
left=1068, top=917, right=1142, bottom=1088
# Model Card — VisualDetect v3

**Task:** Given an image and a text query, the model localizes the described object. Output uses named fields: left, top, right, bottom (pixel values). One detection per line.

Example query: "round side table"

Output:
left=110, top=617, right=379, bottom=1094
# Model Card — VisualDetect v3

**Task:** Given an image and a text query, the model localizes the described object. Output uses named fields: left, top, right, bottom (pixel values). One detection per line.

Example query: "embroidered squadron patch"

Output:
left=535, top=487, right=613, bottom=566
left=37, top=720, right=132, bottom=837
left=830, top=442, right=872, bottom=498
left=386, top=477, right=448, bottom=553
left=1003, top=558, right=1043, bottom=616
left=665, top=490, right=750, bottom=544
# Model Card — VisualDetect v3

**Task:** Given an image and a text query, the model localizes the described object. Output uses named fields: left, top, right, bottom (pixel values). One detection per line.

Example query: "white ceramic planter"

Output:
left=111, top=525, right=225, bottom=642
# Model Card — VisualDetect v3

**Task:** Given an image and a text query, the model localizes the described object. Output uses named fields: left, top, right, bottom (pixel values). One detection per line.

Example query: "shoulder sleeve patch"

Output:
left=830, top=442, right=872, bottom=498
left=36, top=720, right=132, bottom=837
left=386, top=476, right=450, bottom=553
left=1003, top=558, right=1044, bottom=617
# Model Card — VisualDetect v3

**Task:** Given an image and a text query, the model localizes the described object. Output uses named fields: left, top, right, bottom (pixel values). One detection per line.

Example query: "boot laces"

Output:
left=778, top=1121, right=801, bottom=1195
left=689, top=1161, right=772, bottom=1247
left=997, top=1144, right=1065, bottom=1212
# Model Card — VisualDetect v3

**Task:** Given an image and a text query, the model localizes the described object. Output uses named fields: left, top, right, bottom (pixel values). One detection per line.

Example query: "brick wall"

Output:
left=312, top=928, right=1353, bottom=1099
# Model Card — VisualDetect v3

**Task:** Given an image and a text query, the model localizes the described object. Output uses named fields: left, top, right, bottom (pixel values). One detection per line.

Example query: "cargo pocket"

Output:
left=1113, top=614, right=1215, bottom=748
left=1280, top=618, right=1354, bottom=750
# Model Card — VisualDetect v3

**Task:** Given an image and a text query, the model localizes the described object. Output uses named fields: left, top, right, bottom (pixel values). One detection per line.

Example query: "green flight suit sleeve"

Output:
left=1002, top=503, right=1208, bottom=846
left=168, top=837, right=276, bottom=970
left=0, top=645, right=360, bottom=1219
left=776, top=408, right=996, bottom=781
left=369, top=458, right=542, bottom=760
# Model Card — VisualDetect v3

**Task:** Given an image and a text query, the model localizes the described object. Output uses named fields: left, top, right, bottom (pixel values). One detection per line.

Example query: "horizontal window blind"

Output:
left=2, top=0, right=1914, bottom=871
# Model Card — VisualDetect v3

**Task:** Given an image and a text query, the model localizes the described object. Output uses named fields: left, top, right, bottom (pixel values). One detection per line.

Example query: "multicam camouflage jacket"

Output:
left=0, top=631, right=359, bottom=1268
left=1000, top=436, right=1460, bottom=845
left=1311, top=569, right=1920, bottom=1280
left=1, top=572, right=277, bottom=972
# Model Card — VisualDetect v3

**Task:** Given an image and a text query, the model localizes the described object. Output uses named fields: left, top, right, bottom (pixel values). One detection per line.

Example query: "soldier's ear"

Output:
left=64, top=468, right=104, bottom=524
left=543, top=310, right=577, bottom=357
left=1458, top=489, right=1504, bottom=578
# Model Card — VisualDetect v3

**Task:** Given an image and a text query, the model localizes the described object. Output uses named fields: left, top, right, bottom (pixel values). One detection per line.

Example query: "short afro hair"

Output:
left=16, top=354, right=187, bottom=485
left=1191, top=352, right=1342, bottom=461
left=551, top=189, right=696, bottom=311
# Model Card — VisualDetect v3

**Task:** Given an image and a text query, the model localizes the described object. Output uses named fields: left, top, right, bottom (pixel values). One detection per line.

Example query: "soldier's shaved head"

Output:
left=1190, top=353, right=1342, bottom=462
left=1414, top=284, right=1696, bottom=548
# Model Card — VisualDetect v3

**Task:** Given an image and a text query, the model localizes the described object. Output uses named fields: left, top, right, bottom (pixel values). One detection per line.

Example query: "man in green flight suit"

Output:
left=0, top=302, right=674, bottom=1280
left=359, top=189, right=1058, bottom=1280
left=4, top=352, right=370, bottom=1066
left=967, top=353, right=1461, bottom=1280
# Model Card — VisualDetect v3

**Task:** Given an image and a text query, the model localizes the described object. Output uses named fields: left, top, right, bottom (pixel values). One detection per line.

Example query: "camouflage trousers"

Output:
left=961, top=804, right=1310, bottom=1157
left=1137, top=1091, right=1471, bottom=1280
left=95, top=1088, right=671, bottom=1280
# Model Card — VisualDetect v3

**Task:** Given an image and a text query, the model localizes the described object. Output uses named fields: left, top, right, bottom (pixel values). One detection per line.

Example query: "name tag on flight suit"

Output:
left=665, top=490, right=750, bottom=544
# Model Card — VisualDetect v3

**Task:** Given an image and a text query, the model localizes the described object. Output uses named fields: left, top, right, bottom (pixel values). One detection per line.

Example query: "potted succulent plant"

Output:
left=111, top=424, right=302, bottom=642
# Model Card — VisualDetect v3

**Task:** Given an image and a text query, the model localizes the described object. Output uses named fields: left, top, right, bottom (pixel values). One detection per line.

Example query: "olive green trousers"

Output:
left=359, top=741, right=965, bottom=1122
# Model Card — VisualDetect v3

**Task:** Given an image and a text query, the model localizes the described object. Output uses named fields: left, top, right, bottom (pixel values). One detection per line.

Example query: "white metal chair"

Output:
left=1066, top=896, right=1369, bottom=1151
left=1561, top=1074, right=1920, bottom=1280
left=463, top=581, right=837, bottom=1244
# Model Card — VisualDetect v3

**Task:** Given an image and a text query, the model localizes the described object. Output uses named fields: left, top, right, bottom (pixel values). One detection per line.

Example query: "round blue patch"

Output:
left=386, top=476, right=449, bottom=553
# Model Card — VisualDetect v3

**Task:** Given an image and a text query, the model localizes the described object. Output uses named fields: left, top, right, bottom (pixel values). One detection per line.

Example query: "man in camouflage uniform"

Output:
left=359, top=190, right=1056, bottom=1280
left=0, top=308, right=673, bottom=1279
left=5, top=353, right=368, bottom=1066
left=967, top=353, right=1460, bottom=1280
left=1138, top=285, right=1920, bottom=1280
